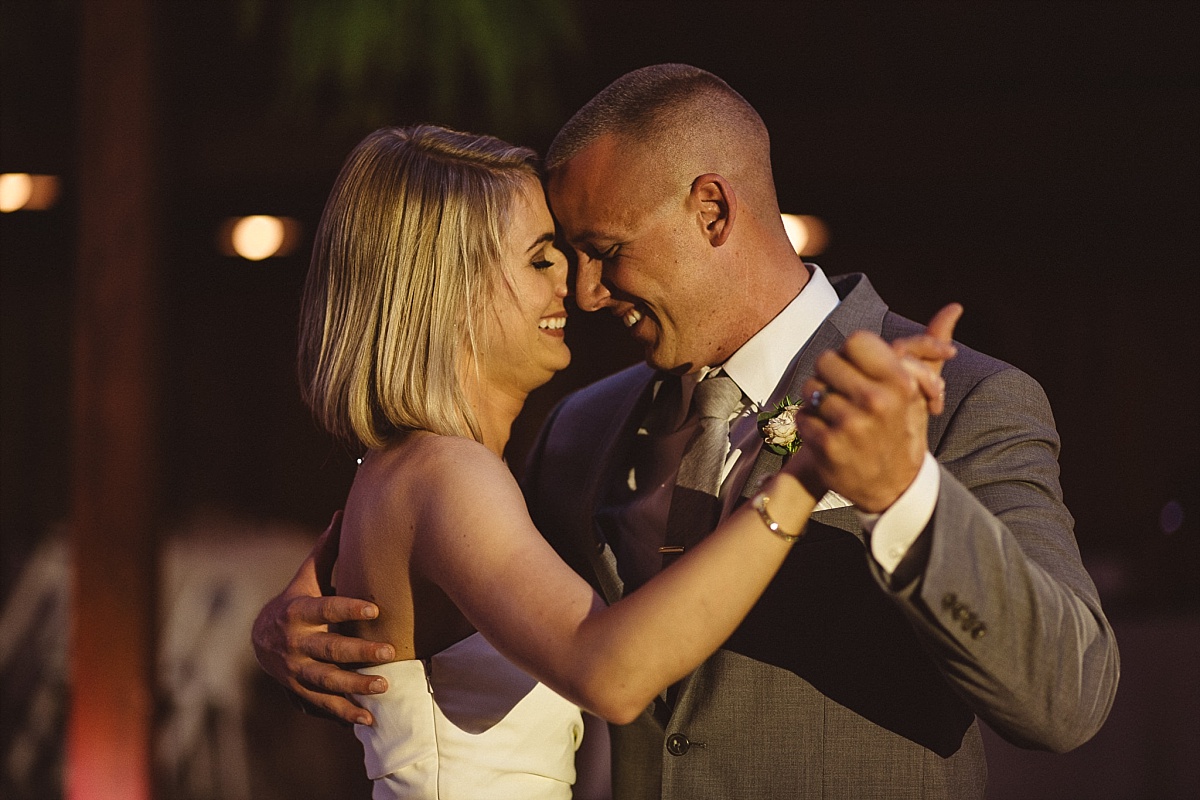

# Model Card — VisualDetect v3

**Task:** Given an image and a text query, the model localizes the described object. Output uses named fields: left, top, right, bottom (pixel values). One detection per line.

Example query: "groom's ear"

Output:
left=691, top=173, right=736, bottom=247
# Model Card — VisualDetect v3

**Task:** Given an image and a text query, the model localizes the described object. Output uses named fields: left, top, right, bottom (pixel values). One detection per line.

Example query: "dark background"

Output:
left=2, top=1, right=1198, bottom=797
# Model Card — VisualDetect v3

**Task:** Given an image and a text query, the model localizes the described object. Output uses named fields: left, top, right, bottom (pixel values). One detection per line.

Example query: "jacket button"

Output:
left=666, top=733, right=691, bottom=756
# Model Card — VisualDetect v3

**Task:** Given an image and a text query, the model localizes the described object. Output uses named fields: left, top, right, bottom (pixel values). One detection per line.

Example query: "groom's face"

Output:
left=548, top=135, right=726, bottom=374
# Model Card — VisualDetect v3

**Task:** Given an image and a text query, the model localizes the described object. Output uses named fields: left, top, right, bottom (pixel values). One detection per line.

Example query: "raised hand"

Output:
left=795, top=304, right=962, bottom=513
left=892, top=302, right=962, bottom=414
left=250, top=511, right=396, bottom=725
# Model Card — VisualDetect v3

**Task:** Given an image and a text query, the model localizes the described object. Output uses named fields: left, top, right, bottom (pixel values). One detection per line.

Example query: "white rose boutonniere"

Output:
left=757, top=396, right=803, bottom=456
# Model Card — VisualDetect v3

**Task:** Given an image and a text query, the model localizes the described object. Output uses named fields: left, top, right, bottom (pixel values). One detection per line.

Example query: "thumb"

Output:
left=926, top=303, right=964, bottom=344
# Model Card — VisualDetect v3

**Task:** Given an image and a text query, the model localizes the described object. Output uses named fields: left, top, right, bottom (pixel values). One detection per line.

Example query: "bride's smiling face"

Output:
left=476, top=178, right=571, bottom=396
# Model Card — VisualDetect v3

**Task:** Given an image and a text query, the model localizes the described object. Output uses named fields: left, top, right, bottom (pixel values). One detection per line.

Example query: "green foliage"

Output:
left=238, top=0, right=580, bottom=138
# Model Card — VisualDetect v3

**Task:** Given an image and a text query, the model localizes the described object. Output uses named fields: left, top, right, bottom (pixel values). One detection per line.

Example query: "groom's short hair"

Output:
left=546, top=63, right=777, bottom=213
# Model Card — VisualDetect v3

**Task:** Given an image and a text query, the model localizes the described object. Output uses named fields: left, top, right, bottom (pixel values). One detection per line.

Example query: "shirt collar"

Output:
left=717, top=263, right=840, bottom=410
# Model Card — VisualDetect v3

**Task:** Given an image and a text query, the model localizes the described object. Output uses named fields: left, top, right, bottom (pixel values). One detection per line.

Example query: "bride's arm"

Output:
left=415, top=308, right=960, bottom=723
left=411, top=437, right=817, bottom=724
left=246, top=311, right=960, bottom=725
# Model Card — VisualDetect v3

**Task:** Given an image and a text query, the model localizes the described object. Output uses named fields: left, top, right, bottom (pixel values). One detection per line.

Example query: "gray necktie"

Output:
left=662, top=374, right=744, bottom=565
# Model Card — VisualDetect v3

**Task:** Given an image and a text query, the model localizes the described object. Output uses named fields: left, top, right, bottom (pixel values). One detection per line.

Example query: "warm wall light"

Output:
left=217, top=215, right=301, bottom=260
left=0, top=173, right=61, bottom=212
left=780, top=214, right=830, bottom=256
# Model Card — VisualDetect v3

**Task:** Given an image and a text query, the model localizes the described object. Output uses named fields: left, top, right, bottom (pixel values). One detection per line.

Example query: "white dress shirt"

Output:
left=711, top=264, right=939, bottom=575
left=616, top=264, right=937, bottom=582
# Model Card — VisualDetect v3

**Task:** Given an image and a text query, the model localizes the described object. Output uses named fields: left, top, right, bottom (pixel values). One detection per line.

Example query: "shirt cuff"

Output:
left=858, top=451, right=941, bottom=575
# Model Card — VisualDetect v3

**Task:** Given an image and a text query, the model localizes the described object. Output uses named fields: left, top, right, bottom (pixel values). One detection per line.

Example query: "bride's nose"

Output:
left=553, top=259, right=569, bottom=298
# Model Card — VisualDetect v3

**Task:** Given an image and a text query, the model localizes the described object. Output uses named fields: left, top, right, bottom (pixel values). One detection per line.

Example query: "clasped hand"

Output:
left=250, top=304, right=964, bottom=726
left=793, top=303, right=962, bottom=513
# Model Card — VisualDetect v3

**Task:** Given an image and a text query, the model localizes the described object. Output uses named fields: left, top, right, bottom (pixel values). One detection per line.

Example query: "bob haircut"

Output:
left=299, top=125, right=540, bottom=449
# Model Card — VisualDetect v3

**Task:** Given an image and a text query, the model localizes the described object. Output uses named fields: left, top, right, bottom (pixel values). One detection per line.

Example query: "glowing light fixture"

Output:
left=780, top=214, right=830, bottom=256
left=0, top=173, right=61, bottom=212
left=218, top=215, right=300, bottom=260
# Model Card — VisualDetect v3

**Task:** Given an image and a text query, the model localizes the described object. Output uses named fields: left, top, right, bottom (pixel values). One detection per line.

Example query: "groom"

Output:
left=253, top=65, right=1118, bottom=799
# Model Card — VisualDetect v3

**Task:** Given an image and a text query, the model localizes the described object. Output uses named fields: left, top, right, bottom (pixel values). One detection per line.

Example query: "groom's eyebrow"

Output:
left=526, top=232, right=555, bottom=252
left=566, top=228, right=602, bottom=245
left=556, top=225, right=604, bottom=247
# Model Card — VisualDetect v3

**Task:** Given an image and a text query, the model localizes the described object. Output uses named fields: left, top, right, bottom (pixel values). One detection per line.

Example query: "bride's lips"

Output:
left=538, top=313, right=567, bottom=338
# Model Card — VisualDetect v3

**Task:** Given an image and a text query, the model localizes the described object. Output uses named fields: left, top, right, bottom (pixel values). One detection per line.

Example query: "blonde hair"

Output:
left=299, top=125, right=540, bottom=449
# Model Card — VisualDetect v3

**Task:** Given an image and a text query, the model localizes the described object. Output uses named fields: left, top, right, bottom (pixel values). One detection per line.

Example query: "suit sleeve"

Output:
left=870, top=365, right=1120, bottom=752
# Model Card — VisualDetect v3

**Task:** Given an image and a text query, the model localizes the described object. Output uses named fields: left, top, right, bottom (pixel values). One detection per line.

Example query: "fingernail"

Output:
left=369, top=678, right=387, bottom=693
left=355, top=714, right=371, bottom=725
left=377, top=645, right=395, bottom=661
left=362, top=605, right=378, bottom=619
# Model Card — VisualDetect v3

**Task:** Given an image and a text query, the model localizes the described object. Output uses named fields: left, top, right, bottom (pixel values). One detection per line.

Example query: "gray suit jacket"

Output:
left=522, top=273, right=1119, bottom=800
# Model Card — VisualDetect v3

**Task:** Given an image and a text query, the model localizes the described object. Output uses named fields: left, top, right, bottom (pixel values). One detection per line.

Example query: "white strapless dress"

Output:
left=352, top=632, right=584, bottom=799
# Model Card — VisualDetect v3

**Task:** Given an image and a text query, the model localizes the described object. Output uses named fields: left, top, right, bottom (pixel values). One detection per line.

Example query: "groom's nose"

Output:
left=572, top=254, right=614, bottom=312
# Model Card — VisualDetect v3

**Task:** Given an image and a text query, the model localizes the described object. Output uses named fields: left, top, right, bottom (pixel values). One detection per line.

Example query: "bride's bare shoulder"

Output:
left=365, top=434, right=525, bottom=546
left=378, top=432, right=513, bottom=496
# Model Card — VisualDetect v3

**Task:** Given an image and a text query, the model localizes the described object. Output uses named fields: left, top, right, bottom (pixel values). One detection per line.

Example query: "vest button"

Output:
left=666, top=733, right=691, bottom=756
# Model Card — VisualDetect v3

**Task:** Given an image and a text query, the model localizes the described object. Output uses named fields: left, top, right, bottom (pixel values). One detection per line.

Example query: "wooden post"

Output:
left=69, top=0, right=159, bottom=797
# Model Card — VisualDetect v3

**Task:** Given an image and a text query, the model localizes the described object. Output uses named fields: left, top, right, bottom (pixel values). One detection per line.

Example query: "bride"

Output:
left=293, top=124, right=947, bottom=798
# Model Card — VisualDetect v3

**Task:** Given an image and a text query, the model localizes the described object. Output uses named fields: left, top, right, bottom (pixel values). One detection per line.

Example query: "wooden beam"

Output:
left=70, top=0, right=159, bottom=797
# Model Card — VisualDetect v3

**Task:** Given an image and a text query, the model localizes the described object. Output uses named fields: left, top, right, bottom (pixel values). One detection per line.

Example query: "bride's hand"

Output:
left=891, top=303, right=962, bottom=415
left=792, top=304, right=962, bottom=513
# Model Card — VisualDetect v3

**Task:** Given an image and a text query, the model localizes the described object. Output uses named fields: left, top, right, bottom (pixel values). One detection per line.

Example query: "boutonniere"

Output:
left=757, top=396, right=803, bottom=455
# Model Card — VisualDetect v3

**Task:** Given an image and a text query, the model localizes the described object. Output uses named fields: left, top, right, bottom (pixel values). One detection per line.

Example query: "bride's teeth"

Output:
left=623, top=308, right=643, bottom=328
left=538, top=317, right=566, bottom=330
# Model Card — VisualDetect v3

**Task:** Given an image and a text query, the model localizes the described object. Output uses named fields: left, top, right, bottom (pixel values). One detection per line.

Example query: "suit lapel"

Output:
left=737, top=273, right=890, bottom=525
left=581, top=370, right=658, bottom=605
left=575, top=273, right=893, bottom=596
left=739, top=319, right=848, bottom=502
left=810, top=505, right=862, bottom=539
